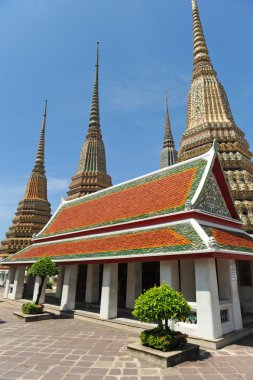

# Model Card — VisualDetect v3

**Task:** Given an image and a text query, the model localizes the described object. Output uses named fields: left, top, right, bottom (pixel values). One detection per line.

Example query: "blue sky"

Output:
left=0, top=0, right=252, bottom=240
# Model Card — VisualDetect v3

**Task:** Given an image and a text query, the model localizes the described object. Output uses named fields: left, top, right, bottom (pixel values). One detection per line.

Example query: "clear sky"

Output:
left=0, top=0, right=252, bottom=240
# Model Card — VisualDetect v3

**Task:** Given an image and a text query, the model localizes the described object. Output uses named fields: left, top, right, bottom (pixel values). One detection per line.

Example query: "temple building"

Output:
left=160, top=92, right=177, bottom=169
left=67, top=42, right=112, bottom=200
left=0, top=102, right=51, bottom=260
left=179, top=0, right=253, bottom=234
left=3, top=144, right=253, bottom=344
left=2, top=0, right=253, bottom=347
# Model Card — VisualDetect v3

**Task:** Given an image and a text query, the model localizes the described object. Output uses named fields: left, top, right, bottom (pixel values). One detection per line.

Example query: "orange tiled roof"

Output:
left=39, top=159, right=207, bottom=238
left=211, top=227, right=253, bottom=252
left=8, top=223, right=206, bottom=263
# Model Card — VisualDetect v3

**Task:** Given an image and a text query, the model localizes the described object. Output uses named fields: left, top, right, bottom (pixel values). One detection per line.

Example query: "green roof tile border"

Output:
left=39, top=159, right=207, bottom=238
left=10, top=223, right=206, bottom=263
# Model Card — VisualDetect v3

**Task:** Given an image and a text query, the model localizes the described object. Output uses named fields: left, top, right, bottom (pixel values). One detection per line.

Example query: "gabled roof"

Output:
left=5, top=145, right=249, bottom=266
left=36, top=144, right=237, bottom=241
left=6, top=222, right=206, bottom=263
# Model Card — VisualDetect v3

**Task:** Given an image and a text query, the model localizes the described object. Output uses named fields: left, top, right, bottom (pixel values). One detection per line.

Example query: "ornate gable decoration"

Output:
left=195, top=174, right=231, bottom=218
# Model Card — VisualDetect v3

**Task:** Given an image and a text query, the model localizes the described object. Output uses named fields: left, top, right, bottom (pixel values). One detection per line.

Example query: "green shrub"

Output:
left=22, top=302, right=44, bottom=315
left=140, top=328, right=187, bottom=352
left=132, top=283, right=191, bottom=351
left=133, top=282, right=191, bottom=330
left=46, top=281, right=53, bottom=289
left=28, top=257, right=59, bottom=304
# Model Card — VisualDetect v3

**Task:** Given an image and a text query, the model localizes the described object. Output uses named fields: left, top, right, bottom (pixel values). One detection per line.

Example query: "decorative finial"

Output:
left=185, top=199, right=192, bottom=211
left=213, top=139, right=219, bottom=153
left=208, top=237, right=217, bottom=249
left=192, top=0, right=198, bottom=10
left=44, top=99, right=48, bottom=118
left=165, top=90, right=169, bottom=114
left=96, top=42, right=99, bottom=67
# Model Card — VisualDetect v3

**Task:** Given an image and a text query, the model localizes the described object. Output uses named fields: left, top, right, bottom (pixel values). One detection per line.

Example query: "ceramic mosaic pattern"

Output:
left=202, top=225, right=253, bottom=253
left=8, top=223, right=206, bottom=263
left=39, top=160, right=207, bottom=238
left=196, top=174, right=231, bottom=217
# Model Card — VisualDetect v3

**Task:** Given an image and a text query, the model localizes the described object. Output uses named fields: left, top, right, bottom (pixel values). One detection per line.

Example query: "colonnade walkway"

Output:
left=1, top=288, right=253, bottom=379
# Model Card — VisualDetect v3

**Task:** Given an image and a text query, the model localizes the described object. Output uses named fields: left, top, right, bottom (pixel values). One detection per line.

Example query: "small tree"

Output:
left=28, top=257, right=59, bottom=305
left=132, top=283, right=191, bottom=351
left=133, top=282, right=190, bottom=331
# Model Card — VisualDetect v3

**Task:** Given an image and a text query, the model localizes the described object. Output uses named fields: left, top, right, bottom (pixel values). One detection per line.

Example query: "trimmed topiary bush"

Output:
left=27, top=257, right=59, bottom=304
left=132, top=282, right=191, bottom=351
left=22, top=302, right=44, bottom=315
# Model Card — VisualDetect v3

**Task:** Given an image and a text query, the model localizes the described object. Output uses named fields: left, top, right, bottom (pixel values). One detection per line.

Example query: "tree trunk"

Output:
left=36, top=276, right=46, bottom=305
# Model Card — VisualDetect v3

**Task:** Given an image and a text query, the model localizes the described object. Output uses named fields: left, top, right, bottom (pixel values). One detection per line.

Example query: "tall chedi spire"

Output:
left=160, top=91, right=177, bottom=168
left=179, top=0, right=253, bottom=233
left=0, top=101, right=51, bottom=258
left=67, top=42, right=112, bottom=200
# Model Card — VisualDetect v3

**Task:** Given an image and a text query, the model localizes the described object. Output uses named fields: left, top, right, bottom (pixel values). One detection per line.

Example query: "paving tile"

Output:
left=1, top=288, right=253, bottom=380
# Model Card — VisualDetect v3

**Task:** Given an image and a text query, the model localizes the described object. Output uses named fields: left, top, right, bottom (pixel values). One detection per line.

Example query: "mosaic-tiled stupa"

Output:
left=160, top=91, right=178, bottom=168
left=179, top=0, right=253, bottom=233
left=67, top=42, right=112, bottom=200
left=0, top=101, right=51, bottom=258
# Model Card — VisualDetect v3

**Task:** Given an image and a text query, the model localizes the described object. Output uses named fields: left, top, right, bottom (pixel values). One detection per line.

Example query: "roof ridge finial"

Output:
left=34, top=100, right=47, bottom=173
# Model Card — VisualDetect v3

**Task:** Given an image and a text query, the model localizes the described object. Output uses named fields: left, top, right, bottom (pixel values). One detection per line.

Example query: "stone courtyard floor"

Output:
left=0, top=288, right=253, bottom=379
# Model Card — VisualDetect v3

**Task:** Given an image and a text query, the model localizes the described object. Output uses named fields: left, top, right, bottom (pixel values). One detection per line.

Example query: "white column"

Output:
left=229, top=260, right=243, bottom=330
left=195, top=258, right=222, bottom=339
left=100, top=263, right=118, bottom=319
left=160, top=260, right=179, bottom=291
left=33, top=276, right=47, bottom=304
left=85, top=264, right=100, bottom=303
left=55, top=266, right=65, bottom=298
left=60, top=265, right=78, bottom=311
left=10, top=266, right=26, bottom=300
left=4, top=267, right=15, bottom=299
left=126, top=262, right=142, bottom=309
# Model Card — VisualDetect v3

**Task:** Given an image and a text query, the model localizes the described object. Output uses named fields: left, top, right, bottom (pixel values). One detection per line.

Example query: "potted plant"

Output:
left=132, top=282, right=191, bottom=352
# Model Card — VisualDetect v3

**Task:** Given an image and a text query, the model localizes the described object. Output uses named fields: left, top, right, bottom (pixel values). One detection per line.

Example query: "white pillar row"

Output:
left=4, top=266, right=16, bottom=299
left=195, top=258, right=222, bottom=340
left=100, top=263, right=118, bottom=319
left=126, top=262, right=142, bottom=309
left=33, top=276, right=47, bottom=304
left=85, top=264, right=100, bottom=303
left=229, top=260, right=243, bottom=331
left=10, top=266, right=26, bottom=300
left=55, top=266, right=65, bottom=298
left=60, top=265, right=78, bottom=311
left=160, top=260, right=180, bottom=291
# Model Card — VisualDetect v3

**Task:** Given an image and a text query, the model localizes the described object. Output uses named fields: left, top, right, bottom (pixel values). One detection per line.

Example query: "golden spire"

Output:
left=179, top=1, right=253, bottom=234
left=0, top=101, right=51, bottom=257
left=34, top=99, right=47, bottom=174
left=160, top=91, right=177, bottom=168
left=88, top=41, right=100, bottom=133
left=67, top=43, right=112, bottom=200
left=192, top=0, right=214, bottom=77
